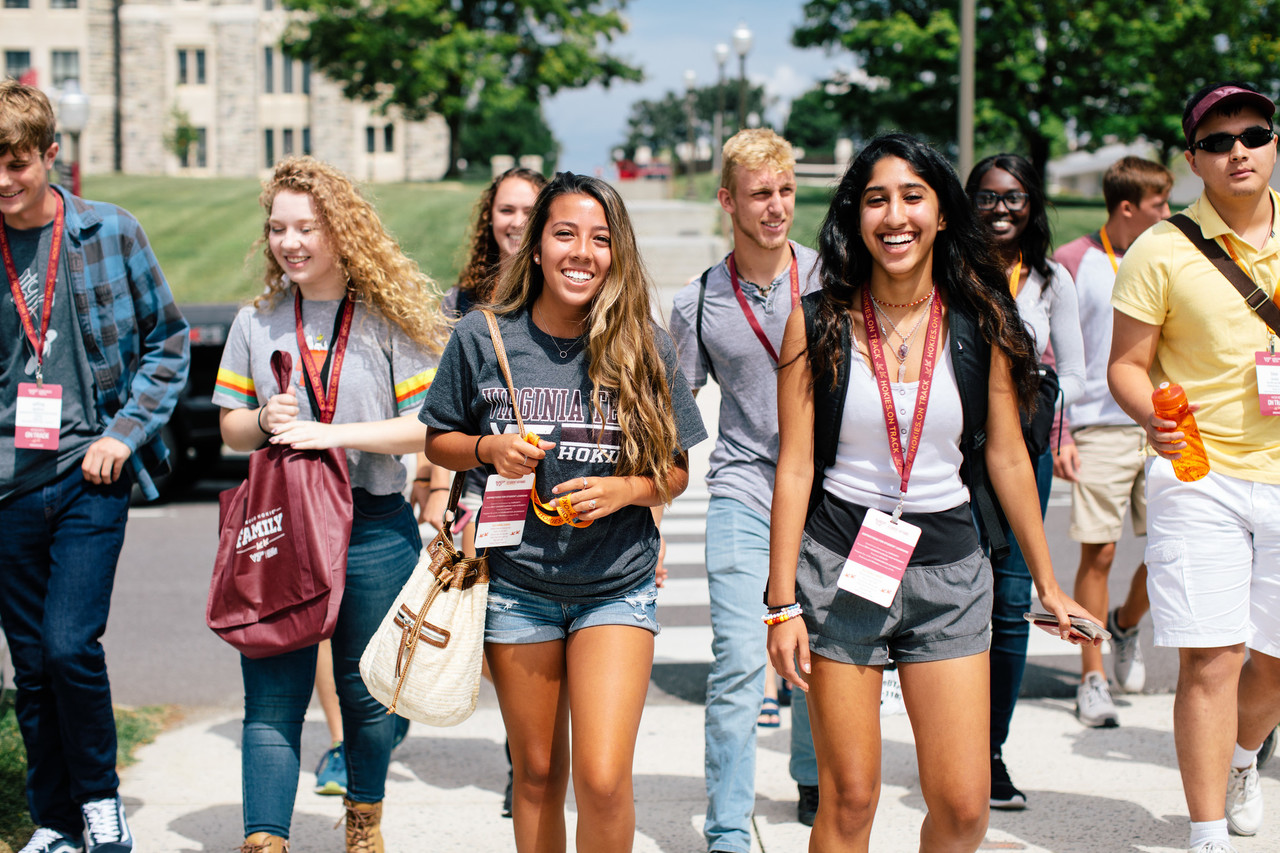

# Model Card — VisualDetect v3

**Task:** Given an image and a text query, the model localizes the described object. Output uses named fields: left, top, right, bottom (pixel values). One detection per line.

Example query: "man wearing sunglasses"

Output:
left=1109, top=81, right=1280, bottom=853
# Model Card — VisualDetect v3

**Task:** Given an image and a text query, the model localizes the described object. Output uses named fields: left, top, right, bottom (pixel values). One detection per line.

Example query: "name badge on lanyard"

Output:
left=475, top=472, right=536, bottom=548
left=1257, top=349, right=1280, bottom=415
left=836, top=286, right=942, bottom=607
left=3, top=192, right=66, bottom=450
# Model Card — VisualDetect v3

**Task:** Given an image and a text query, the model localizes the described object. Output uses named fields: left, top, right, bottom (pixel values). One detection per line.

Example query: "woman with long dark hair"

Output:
left=421, top=172, right=706, bottom=852
left=767, top=134, right=1097, bottom=851
left=965, top=154, right=1085, bottom=810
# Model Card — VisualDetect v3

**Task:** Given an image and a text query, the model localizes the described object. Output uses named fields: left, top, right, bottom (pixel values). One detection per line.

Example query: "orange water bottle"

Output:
left=1151, top=382, right=1210, bottom=482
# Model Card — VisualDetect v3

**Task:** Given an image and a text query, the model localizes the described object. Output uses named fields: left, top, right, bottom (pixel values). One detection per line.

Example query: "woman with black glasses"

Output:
left=965, top=154, right=1086, bottom=811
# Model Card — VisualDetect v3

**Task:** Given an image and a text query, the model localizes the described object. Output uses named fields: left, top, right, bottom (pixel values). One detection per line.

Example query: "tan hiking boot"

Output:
left=341, top=798, right=384, bottom=853
left=240, top=832, right=289, bottom=853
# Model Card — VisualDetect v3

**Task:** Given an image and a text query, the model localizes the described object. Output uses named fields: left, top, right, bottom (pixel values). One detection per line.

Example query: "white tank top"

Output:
left=823, top=333, right=970, bottom=514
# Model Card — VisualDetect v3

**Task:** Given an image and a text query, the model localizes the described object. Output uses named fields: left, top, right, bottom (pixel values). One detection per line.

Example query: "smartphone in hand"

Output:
left=1023, top=611, right=1112, bottom=641
left=450, top=503, right=476, bottom=535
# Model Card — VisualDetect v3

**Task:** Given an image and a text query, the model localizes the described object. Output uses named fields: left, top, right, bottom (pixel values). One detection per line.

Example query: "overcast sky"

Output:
left=542, top=1, right=844, bottom=173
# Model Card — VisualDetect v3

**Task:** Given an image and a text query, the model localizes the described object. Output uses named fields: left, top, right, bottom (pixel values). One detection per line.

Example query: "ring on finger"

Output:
left=582, top=477, right=588, bottom=489
left=589, top=499, right=598, bottom=510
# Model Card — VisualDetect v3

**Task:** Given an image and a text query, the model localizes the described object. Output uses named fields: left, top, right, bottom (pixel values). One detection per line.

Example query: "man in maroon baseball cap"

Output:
left=1110, top=78, right=1280, bottom=853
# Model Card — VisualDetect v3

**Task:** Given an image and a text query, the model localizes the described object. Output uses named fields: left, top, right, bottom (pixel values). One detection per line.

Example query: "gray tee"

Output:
left=212, top=291, right=439, bottom=495
left=419, top=307, right=707, bottom=601
left=669, top=243, right=821, bottom=519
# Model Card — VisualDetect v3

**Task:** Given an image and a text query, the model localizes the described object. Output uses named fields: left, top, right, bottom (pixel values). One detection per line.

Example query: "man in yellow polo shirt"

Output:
left=1110, top=81, right=1280, bottom=853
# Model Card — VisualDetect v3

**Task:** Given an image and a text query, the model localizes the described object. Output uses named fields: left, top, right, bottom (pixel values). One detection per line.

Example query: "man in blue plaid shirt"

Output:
left=0, top=80, right=189, bottom=853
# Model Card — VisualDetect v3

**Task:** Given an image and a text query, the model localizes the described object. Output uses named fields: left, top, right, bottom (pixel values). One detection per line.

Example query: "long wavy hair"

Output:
left=489, top=172, right=682, bottom=504
left=455, top=168, right=548, bottom=303
left=254, top=157, right=451, bottom=354
left=965, top=153, right=1053, bottom=282
left=809, top=133, right=1039, bottom=409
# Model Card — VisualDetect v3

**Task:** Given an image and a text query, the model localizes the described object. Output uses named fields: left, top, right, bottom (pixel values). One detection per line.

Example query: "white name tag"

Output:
left=474, top=473, right=535, bottom=548
left=837, top=508, right=921, bottom=607
left=1256, top=351, right=1280, bottom=416
left=16, top=382, right=61, bottom=450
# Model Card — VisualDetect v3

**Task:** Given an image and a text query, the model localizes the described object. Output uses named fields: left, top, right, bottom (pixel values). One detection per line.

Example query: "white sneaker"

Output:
left=19, top=828, right=85, bottom=853
left=1075, top=671, right=1119, bottom=727
left=1188, top=841, right=1237, bottom=853
left=80, top=796, right=132, bottom=852
left=1107, top=607, right=1146, bottom=693
left=1225, top=760, right=1263, bottom=836
left=880, top=666, right=905, bottom=716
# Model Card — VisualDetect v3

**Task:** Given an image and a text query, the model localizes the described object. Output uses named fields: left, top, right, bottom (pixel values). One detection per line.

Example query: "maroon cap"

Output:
left=1184, top=84, right=1276, bottom=147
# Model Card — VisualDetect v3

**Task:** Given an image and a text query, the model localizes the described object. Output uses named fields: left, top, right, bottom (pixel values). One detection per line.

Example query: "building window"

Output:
left=282, top=54, right=293, bottom=94
left=302, top=127, right=311, bottom=156
left=263, top=0, right=273, bottom=9
left=365, top=126, right=376, bottom=154
left=180, top=127, right=208, bottom=169
left=196, top=49, right=206, bottom=84
left=282, top=128, right=294, bottom=156
left=301, top=60, right=311, bottom=95
left=179, top=49, right=207, bottom=85
left=264, top=128, right=275, bottom=168
left=263, top=47, right=273, bottom=94
left=50, top=51, right=79, bottom=88
left=383, top=124, right=395, bottom=153
left=5, top=51, right=32, bottom=80
left=177, top=50, right=187, bottom=84
left=50, top=0, right=78, bottom=8
left=4, top=0, right=31, bottom=9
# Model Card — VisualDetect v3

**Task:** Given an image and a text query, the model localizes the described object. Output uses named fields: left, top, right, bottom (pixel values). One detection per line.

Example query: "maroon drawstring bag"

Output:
left=207, top=349, right=353, bottom=659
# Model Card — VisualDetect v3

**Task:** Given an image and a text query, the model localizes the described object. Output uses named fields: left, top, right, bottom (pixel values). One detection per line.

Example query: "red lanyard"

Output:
left=861, top=285, right=944, bottom=517
left=1, top=192, right=65, bottom=385
left=726, top=243, right=800, bottom=364
left=293, top=288, right=354, bottom=424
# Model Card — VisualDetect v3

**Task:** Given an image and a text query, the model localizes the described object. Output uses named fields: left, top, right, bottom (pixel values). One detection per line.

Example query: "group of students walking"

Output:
left=2, top=73, right=1279, bottom=853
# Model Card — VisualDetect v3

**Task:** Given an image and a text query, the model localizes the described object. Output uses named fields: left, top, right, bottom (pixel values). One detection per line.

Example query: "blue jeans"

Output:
left=704, top=497, right=816, bottom=853
left=989, top=448, right=1053, bottom=754
left=241, top=490, right=420, bottom=837
left=0, top=466, right=131, bottom=836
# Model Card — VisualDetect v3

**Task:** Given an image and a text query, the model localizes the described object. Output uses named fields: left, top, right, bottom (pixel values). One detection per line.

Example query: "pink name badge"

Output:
left=474, top=473, right=535, bottom=548
left=1256, top=352, right=1280, bottom=416
left=837, top=508, right=921, bottom=607
left=15, top=382, right=62, bottom=450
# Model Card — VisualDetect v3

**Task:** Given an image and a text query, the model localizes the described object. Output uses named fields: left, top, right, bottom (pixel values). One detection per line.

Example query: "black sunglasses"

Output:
left=973, top=190, right=1029, bottom=212
left=1192, top=127, right=1276, bottom=154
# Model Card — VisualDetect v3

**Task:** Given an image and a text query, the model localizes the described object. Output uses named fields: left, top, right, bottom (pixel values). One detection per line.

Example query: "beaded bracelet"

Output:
left=762, top=603, right=803, bottom=626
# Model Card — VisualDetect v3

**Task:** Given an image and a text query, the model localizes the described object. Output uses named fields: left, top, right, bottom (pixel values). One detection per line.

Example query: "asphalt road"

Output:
left=101, top=455, right=1176, bottom=709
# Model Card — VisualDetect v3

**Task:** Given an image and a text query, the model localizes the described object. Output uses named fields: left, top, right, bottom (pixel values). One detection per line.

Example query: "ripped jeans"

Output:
left=483, top=574, right=660, bottom=644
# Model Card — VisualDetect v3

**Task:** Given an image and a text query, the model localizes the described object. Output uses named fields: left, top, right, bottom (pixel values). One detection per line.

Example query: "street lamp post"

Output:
left=58, top=80, right=90, bottom=197
left=712, top=42, right=729, bottom=178
left=732, top=23, right=752, bottom=132
left=684, top=70, right=698, bottom=199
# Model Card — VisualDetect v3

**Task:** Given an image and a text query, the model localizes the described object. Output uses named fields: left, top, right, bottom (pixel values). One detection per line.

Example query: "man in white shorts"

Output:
left=1054, top=156, right=1172, bottom=727
left=1109, top=81, right=1280, bottom=853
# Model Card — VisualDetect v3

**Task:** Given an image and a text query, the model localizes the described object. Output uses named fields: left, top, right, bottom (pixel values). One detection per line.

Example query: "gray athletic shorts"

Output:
left=795, top=531, right=992, bottom=666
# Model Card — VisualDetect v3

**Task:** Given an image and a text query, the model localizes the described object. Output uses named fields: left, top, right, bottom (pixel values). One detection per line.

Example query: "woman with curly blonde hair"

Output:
left=213, top=156, right=449, bottom=853
left=421, top=172, right=707, bottom=852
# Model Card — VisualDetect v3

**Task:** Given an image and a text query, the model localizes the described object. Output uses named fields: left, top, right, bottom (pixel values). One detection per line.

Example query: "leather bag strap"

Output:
left=1168, top=213, right=1280, bottom=335
left=482, top=310, right=526, bottom=436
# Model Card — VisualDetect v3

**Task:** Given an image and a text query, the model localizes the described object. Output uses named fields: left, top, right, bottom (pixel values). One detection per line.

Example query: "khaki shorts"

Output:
left=1069, top=424, right=1147, bottom=543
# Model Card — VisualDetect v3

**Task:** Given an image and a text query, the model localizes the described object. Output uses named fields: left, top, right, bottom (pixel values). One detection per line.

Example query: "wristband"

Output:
left=257, top=406, right=270, bottom=434
left=429, top=487, right=448, bottom=493
left=762, top=603, right=803, bottom=626
left=412, top=478, right=431, bottom=484
left=474, top=434, right=485, bottom=465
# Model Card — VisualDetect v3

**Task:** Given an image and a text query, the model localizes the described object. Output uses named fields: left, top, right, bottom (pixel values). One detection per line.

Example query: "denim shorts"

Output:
left=484, top=574, right=660, bottom=644
left=795, top=531, right=992, bottom=665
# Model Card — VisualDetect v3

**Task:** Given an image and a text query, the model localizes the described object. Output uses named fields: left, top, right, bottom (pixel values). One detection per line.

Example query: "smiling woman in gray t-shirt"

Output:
left=422, top=172, right=705, bottom=851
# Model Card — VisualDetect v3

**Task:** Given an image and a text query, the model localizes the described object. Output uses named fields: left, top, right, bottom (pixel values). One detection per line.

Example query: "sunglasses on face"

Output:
left=1192, top=127, right=1276, bottom=154
left=973, top=190, right=1029, bottom=212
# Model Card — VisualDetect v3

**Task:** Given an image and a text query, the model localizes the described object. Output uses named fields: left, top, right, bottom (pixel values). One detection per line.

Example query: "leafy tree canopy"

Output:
left=459, top=99, right=559, bottom=171
left=280, top=0, right=643, bottom=175
left=618, top=82, right=769, bottom=161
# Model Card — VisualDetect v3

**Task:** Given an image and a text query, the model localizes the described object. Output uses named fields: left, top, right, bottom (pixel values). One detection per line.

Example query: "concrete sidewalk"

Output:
left=119, top=686, right=1280, bottom=852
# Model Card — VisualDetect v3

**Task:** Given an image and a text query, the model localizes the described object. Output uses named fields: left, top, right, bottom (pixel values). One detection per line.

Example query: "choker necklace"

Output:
left=870, top=287, right=935, bottom=310
left=536, top=304, right=585, bottom=359
left=872, top=290, right=935, bottom=382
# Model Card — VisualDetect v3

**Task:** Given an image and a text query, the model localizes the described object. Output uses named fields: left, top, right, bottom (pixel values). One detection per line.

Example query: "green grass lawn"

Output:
left=0, top=698, right=170, bottom=851
left=82, top=175, right=486, bottom=305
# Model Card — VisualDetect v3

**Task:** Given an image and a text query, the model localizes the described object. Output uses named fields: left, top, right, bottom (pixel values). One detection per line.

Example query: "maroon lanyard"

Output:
left=726, top=243, right=800, bottom=364
left=861, top=286, right=943, bottom=514
left=293, top=288, right=354, bottom=424
left=1, top=192, right=65, bottom=385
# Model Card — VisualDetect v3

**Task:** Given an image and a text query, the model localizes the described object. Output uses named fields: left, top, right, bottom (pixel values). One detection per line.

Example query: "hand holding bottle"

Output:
left=1150, top=382, right=1210, bottom=482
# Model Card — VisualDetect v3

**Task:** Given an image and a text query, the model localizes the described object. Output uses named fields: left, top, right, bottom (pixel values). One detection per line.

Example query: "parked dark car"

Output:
left=148, top=302, right=240, bottom=499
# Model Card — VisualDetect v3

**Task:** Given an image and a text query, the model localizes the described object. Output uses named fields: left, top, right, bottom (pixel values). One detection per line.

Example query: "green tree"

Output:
left=793, top=0, right=1280, bottom=175
left=618, top=82, right=769, bottom=160
left=459, top=99, right=559, bottom=172
left=280, top=0, right=642, bottom=176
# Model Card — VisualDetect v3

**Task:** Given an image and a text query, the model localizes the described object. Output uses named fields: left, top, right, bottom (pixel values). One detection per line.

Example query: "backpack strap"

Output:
left=801, top=293, right=850, bottom=519
left=1168, top=213, right=1280, bottom=335
left=695, top=268, right=719, bottom=384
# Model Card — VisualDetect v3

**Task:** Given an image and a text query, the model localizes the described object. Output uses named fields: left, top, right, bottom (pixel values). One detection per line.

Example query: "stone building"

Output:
left=3, top=0, right=450, bottom=180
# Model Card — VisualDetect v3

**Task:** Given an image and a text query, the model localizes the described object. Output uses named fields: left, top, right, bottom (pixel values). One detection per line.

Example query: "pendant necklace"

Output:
left=537, top=304, right=585, bottom=359
left=872, top=290, right=935, bottom=382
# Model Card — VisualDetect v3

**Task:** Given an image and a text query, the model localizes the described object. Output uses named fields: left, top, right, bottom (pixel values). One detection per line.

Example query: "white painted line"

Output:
left=654, top=625, right=714, bottom=663
left=655, top=577, right=709, bottom=606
